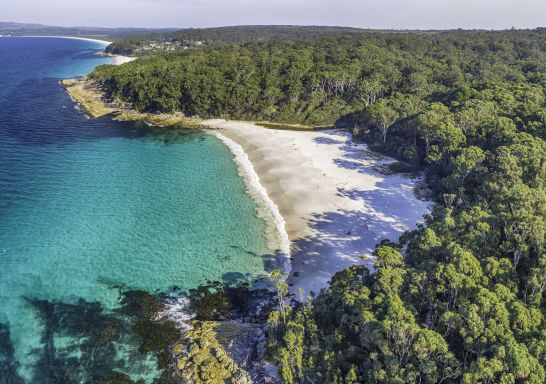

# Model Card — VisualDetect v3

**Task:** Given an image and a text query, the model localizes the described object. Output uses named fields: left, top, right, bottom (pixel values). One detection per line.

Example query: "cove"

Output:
left=0, top=37, right=276, bottom=382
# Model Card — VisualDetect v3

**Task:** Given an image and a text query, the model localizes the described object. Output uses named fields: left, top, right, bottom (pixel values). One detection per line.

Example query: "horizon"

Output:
left=3, top=0, right=546, bottom=30
left=2, top=21, right=546, bottom=33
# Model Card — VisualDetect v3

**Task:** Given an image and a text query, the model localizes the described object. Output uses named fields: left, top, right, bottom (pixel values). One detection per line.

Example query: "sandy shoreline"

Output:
left=17, top=35, right=112, bottom=45
left=17, top=35, right=136, bottom=65
left=204, top=119, right=432, bottom=298
left=107, top=54, right=136, bottom=65
left=210, top=131, right=291, bottom=260
left=60, top=72, right=431, bottom=299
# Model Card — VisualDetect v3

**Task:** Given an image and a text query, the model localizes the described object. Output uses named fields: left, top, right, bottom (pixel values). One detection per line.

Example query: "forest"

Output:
left=91, top=29, right=546, bottom=383
left=104, top=25, right=381, bottom=54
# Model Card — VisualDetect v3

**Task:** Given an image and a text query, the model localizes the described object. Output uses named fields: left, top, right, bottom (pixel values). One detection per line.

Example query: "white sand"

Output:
left=211, top=132, right=291, bottom=262
left=18, top=35, right=112, bottom=45
left=17, top=36, right=136, bottom=65
left=204, top=120, right=432, bottom=298
left=108, top=55, right=136, bottom=65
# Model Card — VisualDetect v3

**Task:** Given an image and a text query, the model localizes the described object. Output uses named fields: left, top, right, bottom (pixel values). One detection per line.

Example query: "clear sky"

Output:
left=3, top=0, right=545, bottom=30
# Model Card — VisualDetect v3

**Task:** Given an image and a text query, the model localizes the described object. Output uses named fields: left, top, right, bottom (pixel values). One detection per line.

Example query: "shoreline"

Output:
left=16, top=35, right=136, bottom=64
left=210, top=130, right=291, bottom=273
left=16, top=35, right=112, bottom=45
left=61, top=77, right=203, bottom=126
left=203, top=120, right=432, bottom=298
left=62, top=78, right=432, bottom=299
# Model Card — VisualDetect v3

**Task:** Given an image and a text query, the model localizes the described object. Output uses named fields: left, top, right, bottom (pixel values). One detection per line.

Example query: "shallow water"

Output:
left=0, top=37, right=276, bottom=383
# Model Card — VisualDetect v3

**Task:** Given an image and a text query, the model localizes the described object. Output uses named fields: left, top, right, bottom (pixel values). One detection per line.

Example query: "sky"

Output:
left=3, top=0, right=546, bottom=30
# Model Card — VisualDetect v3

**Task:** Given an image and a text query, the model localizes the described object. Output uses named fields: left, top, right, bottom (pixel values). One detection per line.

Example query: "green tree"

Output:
left=368, top=100, right=400, bottom=143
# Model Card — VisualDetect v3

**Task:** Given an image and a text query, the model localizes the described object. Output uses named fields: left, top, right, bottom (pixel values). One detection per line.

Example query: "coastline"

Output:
left=210, top=129, right=291, bottom=272
left=16, top=35, right=136, bottom=64
left=17, top=35, right=112, bottom=45
left=61, top=77, right=203, bottom=126
left=106, top=54, right=136, bottom=65
left=204, top=120, right=432, bottom=298
left=62, top=77, right=432, bottom=299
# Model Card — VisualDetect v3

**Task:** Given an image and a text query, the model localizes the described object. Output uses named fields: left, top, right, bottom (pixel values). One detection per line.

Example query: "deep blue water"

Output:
left=0, top=37, right=274, bottom=383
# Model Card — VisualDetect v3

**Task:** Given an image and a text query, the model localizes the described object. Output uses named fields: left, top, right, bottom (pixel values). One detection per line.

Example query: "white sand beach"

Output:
left=53, top=36, right=137, bottom=65
left=18, top=36, right=136, bottom=65
left=19, top=35, right=112, bottom=45
left=204, top=120, right=432, bottom=298
left=109, top=55, right=136, bottom=65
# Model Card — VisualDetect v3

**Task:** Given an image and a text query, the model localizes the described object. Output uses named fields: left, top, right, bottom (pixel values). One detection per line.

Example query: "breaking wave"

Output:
left=212, top=131, right=291, bottom=274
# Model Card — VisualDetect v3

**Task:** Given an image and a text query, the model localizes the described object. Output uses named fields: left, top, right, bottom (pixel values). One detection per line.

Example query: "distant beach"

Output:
left=18, top=35, right=112, bottom=45
left=17, top=35, right=136, bottom=64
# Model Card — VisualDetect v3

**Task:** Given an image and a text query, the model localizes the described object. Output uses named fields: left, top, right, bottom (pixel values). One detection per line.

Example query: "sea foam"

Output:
left=156, top=296, right=195, bottom=331
left=212, top=131, right=292, bottom=274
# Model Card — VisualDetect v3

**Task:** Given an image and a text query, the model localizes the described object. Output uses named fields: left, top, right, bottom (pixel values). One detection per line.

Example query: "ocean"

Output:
left=0, top=37, right=277, bottom=383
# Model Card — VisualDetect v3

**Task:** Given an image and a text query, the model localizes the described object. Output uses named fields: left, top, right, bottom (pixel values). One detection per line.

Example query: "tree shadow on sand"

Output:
left=288, top=184, right=429, bottom=297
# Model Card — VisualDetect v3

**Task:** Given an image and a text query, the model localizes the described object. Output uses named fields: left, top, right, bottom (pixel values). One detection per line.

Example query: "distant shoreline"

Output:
left=15, top=35, right=113, bottom=45
left=12, top=35, right=136, bottom=64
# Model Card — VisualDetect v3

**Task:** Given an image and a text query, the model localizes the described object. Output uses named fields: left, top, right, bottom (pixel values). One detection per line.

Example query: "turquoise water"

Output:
left=0, top=37, right=275, bottom=382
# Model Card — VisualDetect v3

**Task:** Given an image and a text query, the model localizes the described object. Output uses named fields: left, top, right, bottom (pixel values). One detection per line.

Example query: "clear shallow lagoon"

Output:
left=0, top=37, right=274, bottom=382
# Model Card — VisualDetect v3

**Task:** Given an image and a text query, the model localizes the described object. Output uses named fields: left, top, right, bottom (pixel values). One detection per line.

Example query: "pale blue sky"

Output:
left=3, top=0, right=545, bottom=29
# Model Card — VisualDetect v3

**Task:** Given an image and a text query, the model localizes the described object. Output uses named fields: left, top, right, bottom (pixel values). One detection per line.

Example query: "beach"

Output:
left=59, top=70, right=432, bottom=298
left=204, top=120, right=432, bottom=298
left=18, top=35, right=113, bottom=45
left=60, top=74, right=432, bottom=299
left=108, top=54, right=136, bottom=65
left=17, top=35, right=136, bottom=64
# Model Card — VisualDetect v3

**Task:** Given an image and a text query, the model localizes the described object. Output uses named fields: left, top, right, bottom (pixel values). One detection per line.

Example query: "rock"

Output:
left=233, top=370, right=252, bottom=384
left=263, top=363, right=281, bottom=382
left=254, top=328, right=264, bottom=338
left=172, top=343, right=184, bottom=355
left=198, top=337, right=209, bottom=348
left=256, top=341, right=266, bottom=360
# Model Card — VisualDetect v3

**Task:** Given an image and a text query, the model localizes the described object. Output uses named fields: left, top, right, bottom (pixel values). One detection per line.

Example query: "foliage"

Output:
left=93, top=28, right=546, bottom=383
left=105, top=25, right=378, bottom=54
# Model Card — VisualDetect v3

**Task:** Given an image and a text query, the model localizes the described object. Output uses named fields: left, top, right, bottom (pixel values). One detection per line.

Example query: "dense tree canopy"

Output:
left=92, top=28, right=546, bottom=383
left=104, top=25, right=380, bottom=55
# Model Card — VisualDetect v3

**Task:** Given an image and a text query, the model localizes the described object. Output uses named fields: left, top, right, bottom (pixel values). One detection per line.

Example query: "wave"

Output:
left=156, top=296, right=195, bottom=332
left=211, top=131, right=291, bottom=274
